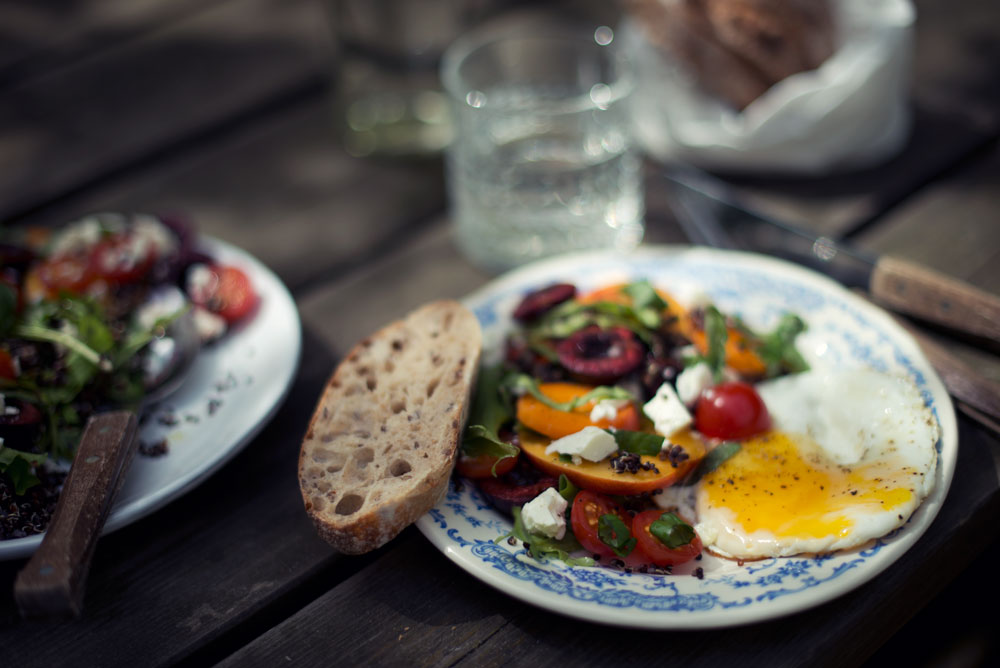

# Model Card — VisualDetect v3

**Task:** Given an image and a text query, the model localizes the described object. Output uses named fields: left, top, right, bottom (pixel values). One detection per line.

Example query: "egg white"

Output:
left=691, top=368, right=940, bottom=560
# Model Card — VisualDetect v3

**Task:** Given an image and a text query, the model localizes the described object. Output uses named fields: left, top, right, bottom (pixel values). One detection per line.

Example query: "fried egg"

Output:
left=692, top=368, right=940, bottom=560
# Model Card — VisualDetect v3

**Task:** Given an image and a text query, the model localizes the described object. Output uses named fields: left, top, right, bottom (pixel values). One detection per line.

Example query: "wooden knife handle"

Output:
left=870, top=255, right=1000, bottom=343
left=14, top=411, right=138, bottom=619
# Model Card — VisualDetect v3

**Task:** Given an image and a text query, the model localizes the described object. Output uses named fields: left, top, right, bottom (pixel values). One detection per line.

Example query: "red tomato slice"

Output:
left=455, top=452, right=518, bottom=479
left=88, top=234, right=155, bottom=284
left=570, top=490, right=630, bottom=558
left=694, top=381, right=771, bottom=440
left=632, top=509, right=703, bottom=567
left=25, top=255, right=95, bottom=299
left=189, top=264, right=258, bottom=323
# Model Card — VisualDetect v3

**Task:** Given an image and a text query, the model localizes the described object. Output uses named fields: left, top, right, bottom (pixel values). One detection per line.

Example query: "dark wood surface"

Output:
left=1, top=0, right=998, bottom=666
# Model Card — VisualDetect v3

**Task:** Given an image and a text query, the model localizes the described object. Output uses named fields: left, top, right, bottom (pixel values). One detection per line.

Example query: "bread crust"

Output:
left=298, top=300, right=482, bottom=554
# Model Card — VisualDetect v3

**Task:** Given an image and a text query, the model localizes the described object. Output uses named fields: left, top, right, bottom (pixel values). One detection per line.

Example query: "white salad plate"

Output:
left=415, top=245, right=958, bottom=629
left=1, top=237, right=301, bottom=561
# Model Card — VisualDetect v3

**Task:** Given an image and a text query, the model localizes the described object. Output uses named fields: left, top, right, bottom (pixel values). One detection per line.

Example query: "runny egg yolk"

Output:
left=700, top=432, right=915, bottom=541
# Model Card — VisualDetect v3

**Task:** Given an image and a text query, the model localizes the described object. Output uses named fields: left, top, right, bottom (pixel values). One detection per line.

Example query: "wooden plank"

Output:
left=0, top=0, right=228, bottom=86
left=215, top=529, right=520, bottom=668
left=0, top=0, right=331, bottom=222
left=210, top=417, right=999, bottom=668
left=14, top=98, right=447, bottom=293
left=853, top=145, right=1000, bottom=384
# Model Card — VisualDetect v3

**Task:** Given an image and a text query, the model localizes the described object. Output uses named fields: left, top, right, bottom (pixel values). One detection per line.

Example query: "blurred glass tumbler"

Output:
left=330, top=0, right=496, bottom=157
left=441, top=25, right=645, bottom=273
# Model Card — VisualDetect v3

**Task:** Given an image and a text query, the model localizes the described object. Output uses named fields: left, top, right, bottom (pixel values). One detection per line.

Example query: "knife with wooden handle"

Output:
left=871, top=256, right=1000, bottom=343
left=14, top=411, right=138, bottom=619
left=665, top=168, right=1000, bottom=345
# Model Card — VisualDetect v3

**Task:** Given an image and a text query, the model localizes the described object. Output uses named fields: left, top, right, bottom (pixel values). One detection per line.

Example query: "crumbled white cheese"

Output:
left=49, top=217, right=103, bottom=256
left=644, top=382, right=692, bottom=437
left=676, top=363, right=714, bottom=406
left=135, top=286, right=187, bottom=331
left=191, top=306, right=228, bottom=343
left=186, top=263, right=218, bottom=304
left=521, top=487, right=568, bottom=539
left=545, top=426, right=618, bottom=465
left=131, top=214, right=178, bottom=257
left=588, top=399, right=620, bottom=423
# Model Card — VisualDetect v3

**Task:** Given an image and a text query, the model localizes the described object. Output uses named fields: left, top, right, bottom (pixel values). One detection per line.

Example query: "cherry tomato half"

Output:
left=188, top=264, right=258, bottom=324
left=695, top=381, right=771, bottom=440
left=455, top=452, right=518, bottom=479
left=24, top=255, right=96, bottom=300
left=570, top=490, right=630, bottom=558
left=632, top=510, right=703, bottom=567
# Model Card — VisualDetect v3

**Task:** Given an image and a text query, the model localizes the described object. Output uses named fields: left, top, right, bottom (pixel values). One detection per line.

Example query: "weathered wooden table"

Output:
left=1, top=1, right=998, bottom=665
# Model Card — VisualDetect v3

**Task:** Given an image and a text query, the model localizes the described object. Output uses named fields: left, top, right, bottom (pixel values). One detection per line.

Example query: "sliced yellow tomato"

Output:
left=516, top=382, right=640, bottom=440
left=518, top=426, right=706, bottom=496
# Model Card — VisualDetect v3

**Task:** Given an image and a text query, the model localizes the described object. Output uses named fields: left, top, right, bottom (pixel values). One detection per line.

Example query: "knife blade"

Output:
left=663, top=168, right=1000, bottom=346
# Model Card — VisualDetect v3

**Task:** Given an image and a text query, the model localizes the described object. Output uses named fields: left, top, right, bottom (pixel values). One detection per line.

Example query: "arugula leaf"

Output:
left=461, top=364, right=519, bottom=473
left=649, top=512, right=696, bottom=549
left=502, top=372, right=634, bottom=412
left=623, top=280, right=669, bottom=329
left=504, top=506, right=595, bottom=567
left=598, top=513, right=636, bottom=557
left=0, top=445, right=46, bottom=495
left=703, top=305, right=728, bottom=382
left=682, top=441, right=741, bottom=485
left=605, top=429, right=664, bottom=456
left=739, top=313, right=810, bottom=378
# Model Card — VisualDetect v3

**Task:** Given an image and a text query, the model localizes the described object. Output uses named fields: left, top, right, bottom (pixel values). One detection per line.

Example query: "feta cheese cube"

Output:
left=544, top=426, right=618, bottom=464
left=644, top=382, right=693, bottom=437
left=676, top=363, right=714, bottom=406
left=521, top=487, right=568, bottom=539
left=588, top=400, right=620, bottom=423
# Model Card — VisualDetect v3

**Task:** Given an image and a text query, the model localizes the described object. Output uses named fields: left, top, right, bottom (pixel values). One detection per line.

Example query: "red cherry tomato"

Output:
left=695, top=381, right=771, bottom=440
left=632, top=510, right=703, bottom=567
left=570, top=490, right=630, bottom=558
left=26, top=255, right=95, bottom=298
left=88, top=234, right=156, bottom=284
left=189, top=264, right=258, bottom=323
left=455, top=452, right=518, bottom=479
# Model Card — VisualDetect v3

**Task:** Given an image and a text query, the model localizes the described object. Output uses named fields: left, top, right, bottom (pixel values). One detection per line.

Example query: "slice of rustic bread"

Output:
left=298, top=300, right=482, bottom=554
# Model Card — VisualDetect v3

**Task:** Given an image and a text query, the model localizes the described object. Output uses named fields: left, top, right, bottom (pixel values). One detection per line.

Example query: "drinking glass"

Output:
left=440, top=23, right=645, bottom=273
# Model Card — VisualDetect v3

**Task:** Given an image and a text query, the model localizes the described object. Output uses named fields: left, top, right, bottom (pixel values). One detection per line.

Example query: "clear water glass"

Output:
left=441, top=24, right=645, bottom=273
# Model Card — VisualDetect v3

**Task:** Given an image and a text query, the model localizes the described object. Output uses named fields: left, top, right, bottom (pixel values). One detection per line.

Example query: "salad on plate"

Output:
left=0, top=212, right=258, bottom=541
left=458, top=277, right=941, bottom=572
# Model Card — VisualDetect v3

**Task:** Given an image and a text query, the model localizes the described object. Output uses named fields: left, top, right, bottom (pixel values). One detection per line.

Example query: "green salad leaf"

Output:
left=502, top=506, right=595, bottom=567
left=682, top=441, right=741, bottom=486
left=649, top=512, right=697, bottom=549
left=605, top=429, right=664, bottom=456
left=0, top=445, right=46, bottom=496
left=502, top=372, right=634, bottom=413
left=598, top=513, right=636, bottom=557
left=461, top=363, right=519, bottom=474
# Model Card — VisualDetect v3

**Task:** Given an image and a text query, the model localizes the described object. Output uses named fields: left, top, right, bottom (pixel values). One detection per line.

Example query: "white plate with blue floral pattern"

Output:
left=415, top=246, right=957, bottom=629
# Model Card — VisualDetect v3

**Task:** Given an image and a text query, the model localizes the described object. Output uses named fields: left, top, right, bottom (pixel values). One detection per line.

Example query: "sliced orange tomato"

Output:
left=685, top=325, right=767, bottom=378
left=518, top=426, right=706, bottom=496
left=516, top=382, right=640, bottom=440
